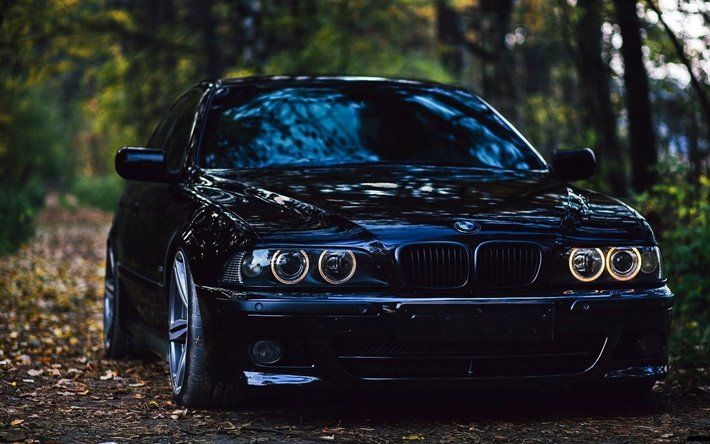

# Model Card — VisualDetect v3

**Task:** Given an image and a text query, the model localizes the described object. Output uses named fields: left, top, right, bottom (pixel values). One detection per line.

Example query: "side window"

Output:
left=163, top=91, right=202, bottom=170
left=147, top=103, right=181, bottom=148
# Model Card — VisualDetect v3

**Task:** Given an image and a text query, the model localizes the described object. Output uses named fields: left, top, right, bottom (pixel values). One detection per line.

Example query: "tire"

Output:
left=570, top=379, right=656, bottom=400
left=103, top=244, right=140, bottom=358
left=168, top=249, right=245, bottom=408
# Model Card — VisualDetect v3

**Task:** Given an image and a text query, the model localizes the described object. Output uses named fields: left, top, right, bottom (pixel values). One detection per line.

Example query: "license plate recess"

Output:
left=397, top=303, right=555, bottom=342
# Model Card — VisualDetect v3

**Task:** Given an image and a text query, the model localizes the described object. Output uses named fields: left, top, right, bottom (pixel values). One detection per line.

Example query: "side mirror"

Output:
left=115, top=147, right=176, bottom=182
left=552, top=148, right=596, bottom=182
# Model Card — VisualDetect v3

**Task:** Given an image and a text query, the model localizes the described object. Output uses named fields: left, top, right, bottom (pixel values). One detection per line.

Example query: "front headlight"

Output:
left=221, top=247, right=384, bottom=288
left=568, top=248, right=605, bottom=282
left=606, top=247, right=641, bottom=281
left=241, top=250, right=269, bottom=278
left=318, top=250, right=357, bottom=284
left=561, top=245, right=663, bottom=285
left=271, top=250, right=309, bottom=284
left=640, top=247, right=661, bottom=275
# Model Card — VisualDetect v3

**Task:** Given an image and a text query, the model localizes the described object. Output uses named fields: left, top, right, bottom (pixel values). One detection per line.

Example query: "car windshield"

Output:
left=200, top=83, right=546, bottom=171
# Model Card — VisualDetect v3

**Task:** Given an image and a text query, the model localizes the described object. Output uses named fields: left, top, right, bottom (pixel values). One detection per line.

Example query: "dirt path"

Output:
left=1, top=207, right=708, bottom=443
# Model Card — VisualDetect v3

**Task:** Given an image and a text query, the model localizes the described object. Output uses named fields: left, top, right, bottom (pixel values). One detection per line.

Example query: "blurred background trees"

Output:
left=0, top=0, right=708, bottom=378
left=1, top=0, right=707, bottom=205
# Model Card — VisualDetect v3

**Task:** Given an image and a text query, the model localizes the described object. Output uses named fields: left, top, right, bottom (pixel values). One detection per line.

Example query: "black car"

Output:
left=106, top=76, right=673, bottom=407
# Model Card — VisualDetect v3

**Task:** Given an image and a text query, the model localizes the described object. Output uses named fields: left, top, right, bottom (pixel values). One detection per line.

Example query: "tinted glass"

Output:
left=148, top=105, right=178, bottom=148
left=164, top=91, right=202, bottom=170
left=201, top=84, right=545, bottom=171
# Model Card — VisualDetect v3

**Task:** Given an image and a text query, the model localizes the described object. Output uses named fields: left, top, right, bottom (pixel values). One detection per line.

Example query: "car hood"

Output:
left=194, top=165, right=649, bottom=246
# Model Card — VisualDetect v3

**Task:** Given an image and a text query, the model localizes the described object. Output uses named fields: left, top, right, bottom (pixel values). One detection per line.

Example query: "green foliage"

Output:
left=0, top=84, right=73, bottom=256
left=71, top=176, right=124, bottom=212
left=0, top=182, right=44, bottom=256
left=0, top=85, right=75, bottom=186
left=262, top=1, right=452, bottom=82
left=521, top=94, right=581, bottom=157
left=634, top=162, right=710, bottom=384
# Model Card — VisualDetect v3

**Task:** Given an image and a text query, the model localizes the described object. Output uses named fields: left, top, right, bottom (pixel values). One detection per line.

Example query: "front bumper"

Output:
left=197, top=286, right=673, bottom=389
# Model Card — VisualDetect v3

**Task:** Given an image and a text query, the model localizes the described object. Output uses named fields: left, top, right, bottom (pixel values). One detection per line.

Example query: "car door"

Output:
left=131, top=89, right=205, bottom=333
left=115, top=100, right=179, bottom=332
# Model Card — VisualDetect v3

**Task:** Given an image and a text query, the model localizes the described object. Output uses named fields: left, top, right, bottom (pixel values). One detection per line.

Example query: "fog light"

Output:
left=638, top=332, right=664, bottom=357
left=249, top=339, right=283, bottom=365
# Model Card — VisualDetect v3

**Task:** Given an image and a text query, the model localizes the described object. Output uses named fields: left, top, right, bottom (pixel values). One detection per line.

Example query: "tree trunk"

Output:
left=612, top=0, right=657, bottom=192
left=687, top=108, right=702, bottom=183
left=575, top=0, right=627, bottom=195
left=195, top=0, right=222, bottom=78
left=0, top=0, right=14, bottom=29
left=479, top=0, right=518, bottom=123
left=237, top=0, right=265, bottom=74
left=337, top=0, right=352, bottom=73
left=436, top=0, right=464, bottom=79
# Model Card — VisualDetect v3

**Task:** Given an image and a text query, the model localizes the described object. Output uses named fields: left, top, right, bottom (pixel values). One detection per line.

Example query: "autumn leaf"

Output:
left=99, top=370, right=115, bottom=380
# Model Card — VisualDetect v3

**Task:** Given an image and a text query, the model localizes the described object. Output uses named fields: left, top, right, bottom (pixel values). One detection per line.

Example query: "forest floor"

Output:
left=0, top=207, right=709, bottom=443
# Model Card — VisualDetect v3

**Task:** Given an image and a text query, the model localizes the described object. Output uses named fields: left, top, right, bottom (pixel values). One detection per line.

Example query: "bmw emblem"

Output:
left=454, top=220, right=481, bottom=233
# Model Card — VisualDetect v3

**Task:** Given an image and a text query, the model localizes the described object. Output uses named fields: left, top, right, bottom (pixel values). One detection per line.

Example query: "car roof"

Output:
left=198, top=76, right=466, bottom=92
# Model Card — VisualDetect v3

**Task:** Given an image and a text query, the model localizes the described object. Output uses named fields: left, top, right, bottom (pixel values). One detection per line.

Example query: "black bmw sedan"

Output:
left=106, top=76, right=673, bottom=407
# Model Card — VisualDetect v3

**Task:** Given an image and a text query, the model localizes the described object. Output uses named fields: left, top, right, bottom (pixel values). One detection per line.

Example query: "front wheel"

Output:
left=168, top=249, right=245, bottom=408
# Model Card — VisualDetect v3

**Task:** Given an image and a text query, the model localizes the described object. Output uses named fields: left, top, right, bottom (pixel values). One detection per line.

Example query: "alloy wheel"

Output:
left=169, top=251, right=190, bottom=394
left=103, top=247, right=116, bottom=350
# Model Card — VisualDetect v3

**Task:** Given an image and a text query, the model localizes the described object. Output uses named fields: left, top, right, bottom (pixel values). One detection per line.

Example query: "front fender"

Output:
left=178, top=194, right=260, bottom=287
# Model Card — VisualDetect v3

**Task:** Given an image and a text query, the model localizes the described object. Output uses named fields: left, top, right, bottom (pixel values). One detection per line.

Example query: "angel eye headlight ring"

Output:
left=568, top=247, right=605, bottom=282
left=318, top=250, right=357, bottom=284
left=606, top=247, right=642, bottom=281
left=270, top=250, right=309, bottom=284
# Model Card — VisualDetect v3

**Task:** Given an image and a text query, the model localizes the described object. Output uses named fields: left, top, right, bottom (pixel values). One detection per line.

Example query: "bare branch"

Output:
left=645, top=0, right=710, bottom=123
